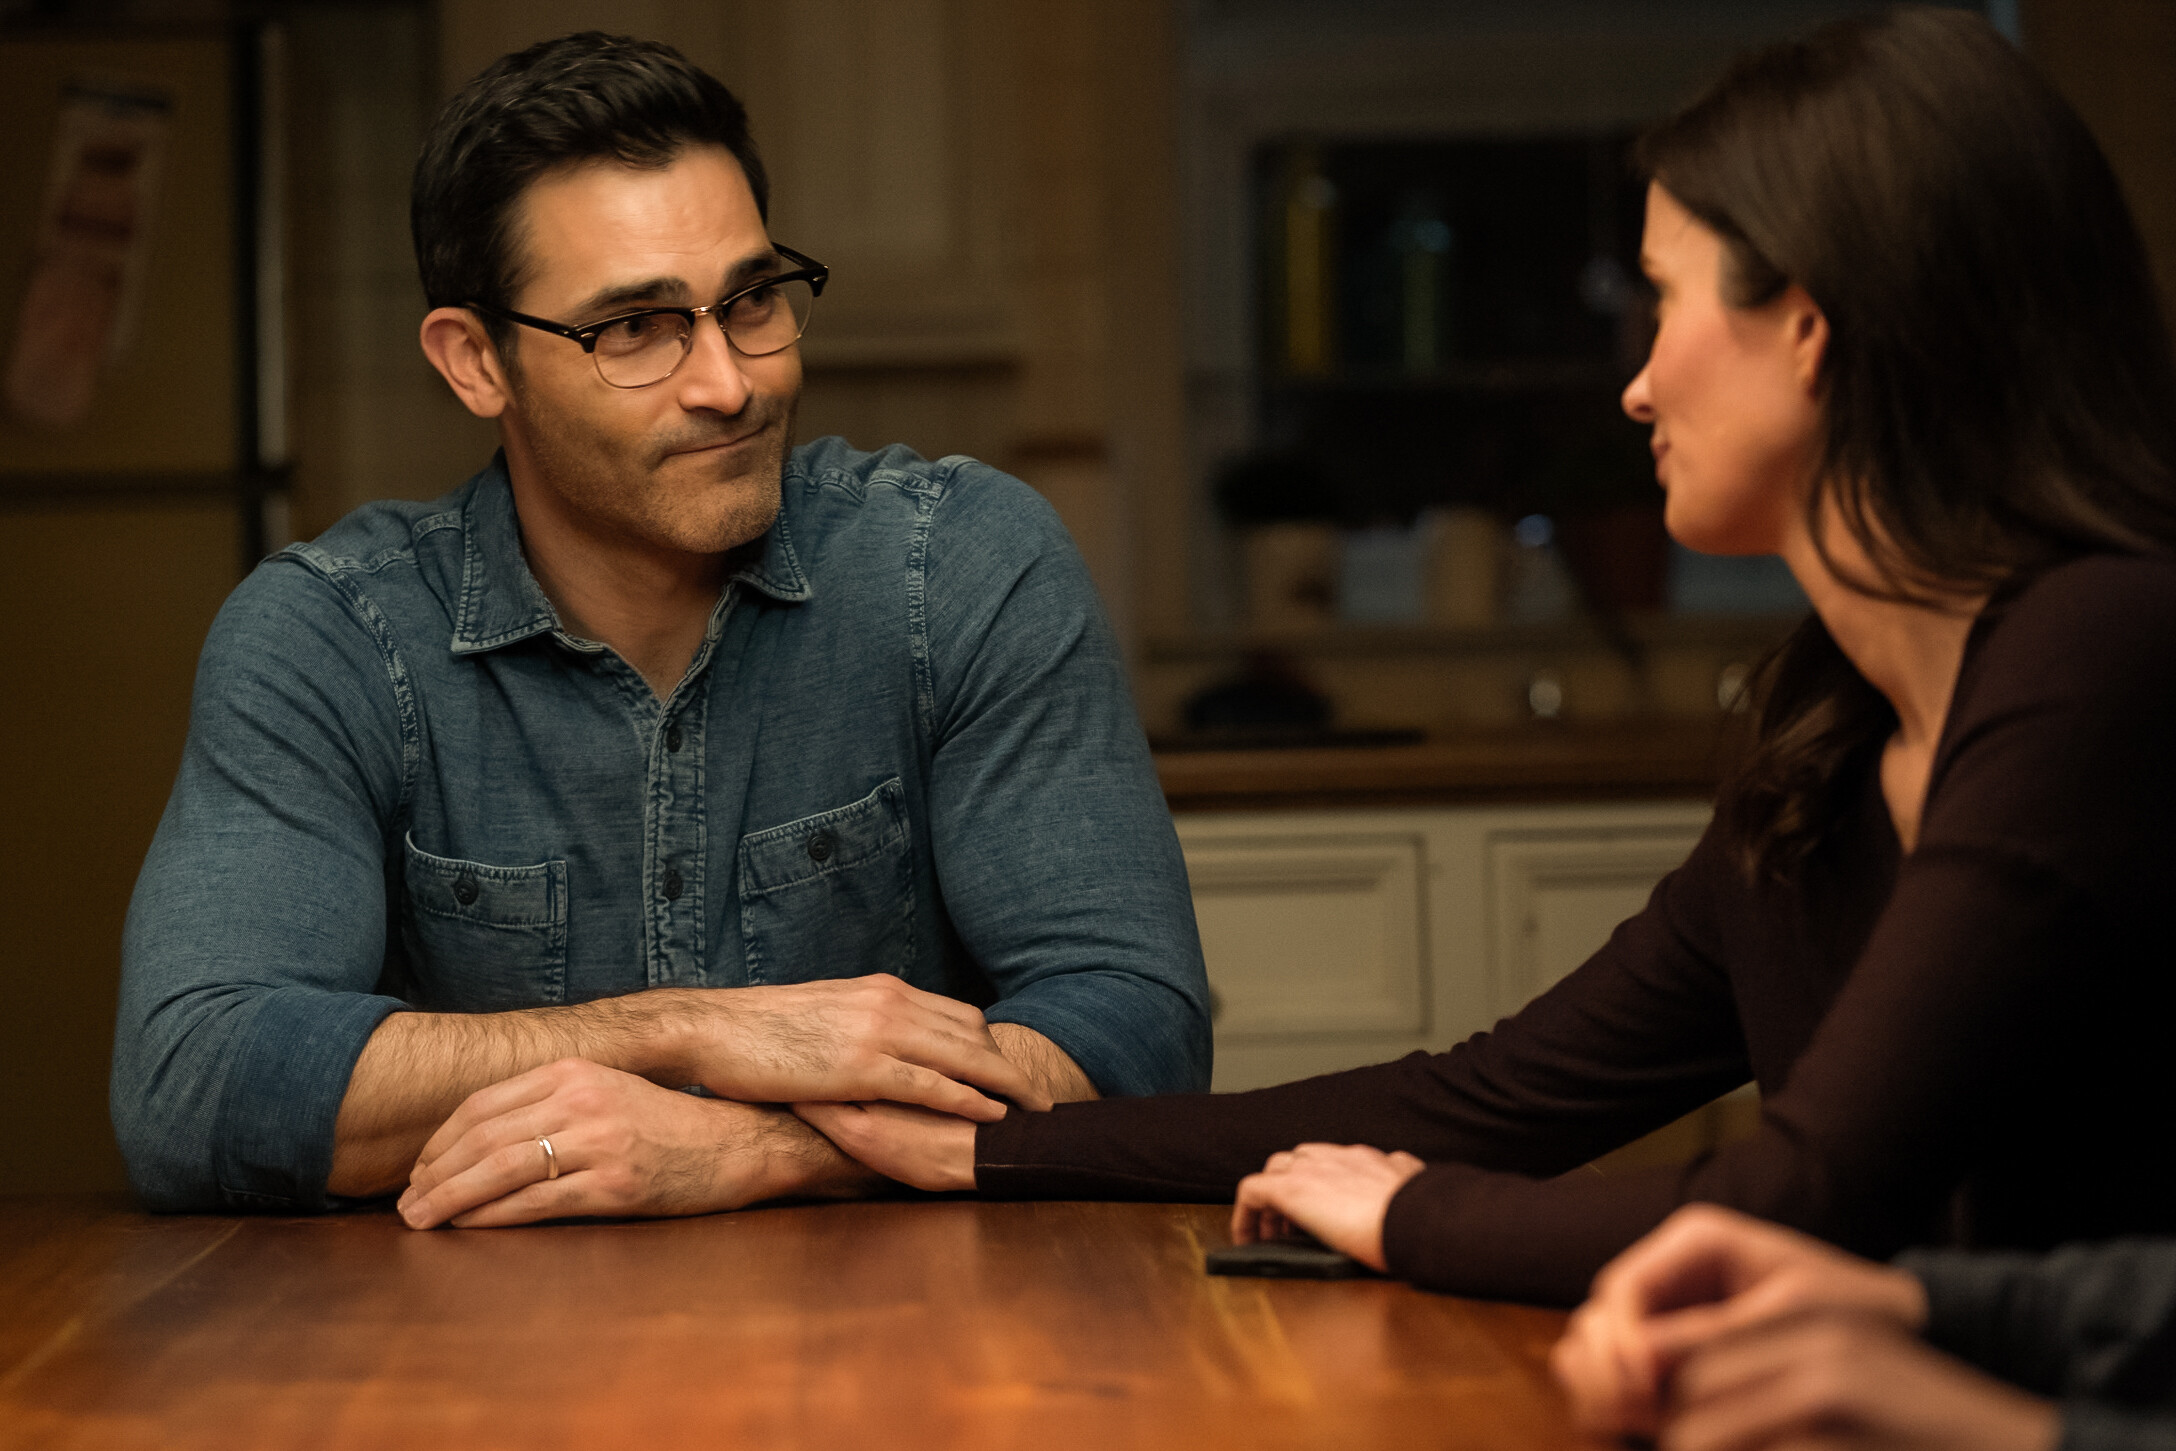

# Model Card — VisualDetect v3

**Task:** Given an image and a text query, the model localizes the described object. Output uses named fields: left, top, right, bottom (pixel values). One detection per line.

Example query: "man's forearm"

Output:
left=745, top=1104, right=889, bottom=1202
left=989, top=1023, right=1099, bottom=1103
left=334, top=991, right=1083, bottom=1202
left=329, top=993, right=693, bottom=1197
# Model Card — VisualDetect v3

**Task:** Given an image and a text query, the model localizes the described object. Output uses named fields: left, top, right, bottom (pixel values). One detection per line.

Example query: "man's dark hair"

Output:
left=411, top=32, right=769, bottom=358
left=1637, top=7, right=2176, bottom=881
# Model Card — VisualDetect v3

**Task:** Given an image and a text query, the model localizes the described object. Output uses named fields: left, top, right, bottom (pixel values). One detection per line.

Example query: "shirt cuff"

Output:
left=983, top=969, right=1210, bottom=1097
left=213, top=987, right=406, bottom=1210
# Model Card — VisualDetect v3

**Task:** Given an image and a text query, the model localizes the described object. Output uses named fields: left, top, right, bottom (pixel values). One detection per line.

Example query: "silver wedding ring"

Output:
left=536, top=1135, right=559, bottom=1181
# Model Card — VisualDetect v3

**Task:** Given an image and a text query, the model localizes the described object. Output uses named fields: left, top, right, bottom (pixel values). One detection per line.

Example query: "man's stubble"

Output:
left=515, top=380, right=798, bottom=559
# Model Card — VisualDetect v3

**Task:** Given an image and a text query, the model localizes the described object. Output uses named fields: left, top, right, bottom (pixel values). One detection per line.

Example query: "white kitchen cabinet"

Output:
left=1177, top=801, right=1710, bottom=1092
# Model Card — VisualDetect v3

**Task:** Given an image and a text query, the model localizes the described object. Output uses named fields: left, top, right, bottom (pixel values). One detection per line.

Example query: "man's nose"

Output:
left=1621, top=363, right=1656, bottom=423
left=672, top=316, right=755, bottom=415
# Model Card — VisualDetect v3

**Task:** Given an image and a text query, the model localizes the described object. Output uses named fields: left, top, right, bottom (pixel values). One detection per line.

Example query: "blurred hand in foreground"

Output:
left=1551, top=1203, right=1928, bottom=1437
left=1656, top=1307, right=2058, bottom=1451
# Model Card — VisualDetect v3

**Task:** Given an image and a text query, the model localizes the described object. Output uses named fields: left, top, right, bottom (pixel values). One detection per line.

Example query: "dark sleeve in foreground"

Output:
left=1899, top=1241, right=2176, bottom=1408
left=2057, top=1406, right=2176, bottom=1451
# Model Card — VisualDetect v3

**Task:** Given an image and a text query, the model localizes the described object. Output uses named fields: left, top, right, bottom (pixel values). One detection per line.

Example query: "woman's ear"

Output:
left=1783, top=284, right=1830, bottom=394
left=419, top=308, right=513, bottom=419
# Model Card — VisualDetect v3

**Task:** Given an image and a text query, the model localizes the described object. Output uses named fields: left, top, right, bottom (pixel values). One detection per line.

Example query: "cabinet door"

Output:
left=1179, top=803, right=1708, bottom=1092
left=1184, top=832, right=1429, bottom=1040
left=1484, top=825, right=1708, bottom=1018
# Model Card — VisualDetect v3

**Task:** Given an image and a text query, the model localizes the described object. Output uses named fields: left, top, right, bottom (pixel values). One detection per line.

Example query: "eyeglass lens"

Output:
left=591, top=277, right=817, bottom=388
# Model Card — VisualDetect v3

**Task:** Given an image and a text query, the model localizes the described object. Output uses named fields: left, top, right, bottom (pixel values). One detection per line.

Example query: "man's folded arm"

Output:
left=113, top=563, right=732, bottom=1208
left=115, top=559, right=416, bottom=1210
left=918, top=465, right=1213, bottom=1099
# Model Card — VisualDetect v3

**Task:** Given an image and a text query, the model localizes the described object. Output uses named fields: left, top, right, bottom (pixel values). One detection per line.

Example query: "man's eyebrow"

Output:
left=569, top=251, right=789, bottom=321
left=571, top=276, right=692, bottom=320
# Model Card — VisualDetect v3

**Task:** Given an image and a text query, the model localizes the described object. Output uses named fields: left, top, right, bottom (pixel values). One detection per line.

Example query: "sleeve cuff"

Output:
left=212, top=988, right=406, bottom=1209
left=984, top=969, right=1211, bottom=1097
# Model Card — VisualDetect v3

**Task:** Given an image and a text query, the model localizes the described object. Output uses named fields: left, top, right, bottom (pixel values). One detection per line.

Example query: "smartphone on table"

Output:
left=1204, top=1235, right=1377, bottom=1279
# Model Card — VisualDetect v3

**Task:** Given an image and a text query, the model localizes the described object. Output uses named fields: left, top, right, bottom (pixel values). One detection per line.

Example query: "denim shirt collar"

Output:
left=449, top=453, right=813, bottom=657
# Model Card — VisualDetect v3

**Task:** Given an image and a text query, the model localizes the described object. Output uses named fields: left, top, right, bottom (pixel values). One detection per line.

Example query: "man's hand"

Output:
left=667, top=976, right=1053, bottom=1117
left=1228, top=1143, right=1427, bottom=1272
left=397, top=1058, right=877, bottom=1229
left=1662, top=1311, right=2059, bottom=1451
left=792, top=1100, right=979, bottom=1192
left=1552, top=1204, right=1930, bottom=1439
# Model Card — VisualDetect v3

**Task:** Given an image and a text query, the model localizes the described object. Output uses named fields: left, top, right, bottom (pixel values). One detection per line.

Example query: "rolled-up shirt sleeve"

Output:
left=113, top=556, right=410, bottom=1210
left=917, top=465, right=1211, bottom=1096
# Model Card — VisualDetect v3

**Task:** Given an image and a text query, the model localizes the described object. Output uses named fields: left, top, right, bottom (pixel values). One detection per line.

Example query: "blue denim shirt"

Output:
left=114, top=438, right=1210, bottom=1210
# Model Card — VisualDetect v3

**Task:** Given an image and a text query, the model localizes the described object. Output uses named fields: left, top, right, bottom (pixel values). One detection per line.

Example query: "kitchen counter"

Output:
left=1155, top=719, right=1732, bottom=811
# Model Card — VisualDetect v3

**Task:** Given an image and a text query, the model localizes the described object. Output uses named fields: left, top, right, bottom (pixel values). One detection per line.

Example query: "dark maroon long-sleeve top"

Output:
left=977, top=554, right=2176, bottom=1305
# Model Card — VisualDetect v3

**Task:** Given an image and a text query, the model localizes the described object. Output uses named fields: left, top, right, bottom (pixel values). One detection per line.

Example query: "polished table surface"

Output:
left=0, top=1194, right=1583, bottom=1449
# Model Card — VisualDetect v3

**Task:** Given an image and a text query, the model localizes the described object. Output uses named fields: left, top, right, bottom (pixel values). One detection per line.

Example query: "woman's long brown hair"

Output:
left=1637, top=8, right=2176, bottom=879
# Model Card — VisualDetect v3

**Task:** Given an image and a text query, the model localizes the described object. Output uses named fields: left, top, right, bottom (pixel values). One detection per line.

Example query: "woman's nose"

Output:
left=1621, top=363, right=1656, bottom=424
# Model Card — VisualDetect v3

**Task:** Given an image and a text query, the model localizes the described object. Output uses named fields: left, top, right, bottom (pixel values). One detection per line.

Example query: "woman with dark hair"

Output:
left=798, top=7, right=2176, bottom=1306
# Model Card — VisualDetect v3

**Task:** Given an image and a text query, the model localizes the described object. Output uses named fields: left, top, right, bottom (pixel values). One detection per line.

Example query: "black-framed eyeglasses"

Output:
left=467, top=245, right=829, bottom=389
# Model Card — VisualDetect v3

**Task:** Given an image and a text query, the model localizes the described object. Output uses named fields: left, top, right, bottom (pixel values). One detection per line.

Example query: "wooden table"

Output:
left=0, top=1195, right=1582, bottom=1450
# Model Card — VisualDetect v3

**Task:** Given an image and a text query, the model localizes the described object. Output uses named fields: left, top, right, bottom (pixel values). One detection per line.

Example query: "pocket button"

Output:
left=806, top=833, right=834, bottom=865
left=453, top=874, right=480, bottom=907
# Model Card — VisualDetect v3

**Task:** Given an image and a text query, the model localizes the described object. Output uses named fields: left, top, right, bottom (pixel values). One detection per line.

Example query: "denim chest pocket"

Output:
left=739, top=777, right=914, bottom=985
left=399, top=833, right=569, bottom=1010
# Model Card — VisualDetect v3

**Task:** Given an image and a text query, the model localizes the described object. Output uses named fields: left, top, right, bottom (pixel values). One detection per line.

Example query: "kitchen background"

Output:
left=2, top=0, right=2168, bottom=1195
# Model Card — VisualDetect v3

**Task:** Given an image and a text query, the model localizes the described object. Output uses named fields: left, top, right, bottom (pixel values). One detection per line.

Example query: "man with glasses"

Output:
left=111, top=32, right=1210, bottom=1226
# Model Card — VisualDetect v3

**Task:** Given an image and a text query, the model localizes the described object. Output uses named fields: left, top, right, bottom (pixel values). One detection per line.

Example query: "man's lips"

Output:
left=663, top=425, right=768, bottom=459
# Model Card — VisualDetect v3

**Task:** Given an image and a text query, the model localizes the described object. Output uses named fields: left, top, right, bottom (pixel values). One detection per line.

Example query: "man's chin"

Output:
left=661, top=460, right=783, bottom=555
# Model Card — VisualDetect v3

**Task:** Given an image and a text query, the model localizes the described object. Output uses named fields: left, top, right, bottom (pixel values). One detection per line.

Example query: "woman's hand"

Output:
left=1551, top=1204, right=1929, bottom=1438
left=1662, top=1310, right=2058, bottom=1451
left=793, top=1099, right=980, bottom=1192
left=1229, top=1143, right=1426, bottom=1272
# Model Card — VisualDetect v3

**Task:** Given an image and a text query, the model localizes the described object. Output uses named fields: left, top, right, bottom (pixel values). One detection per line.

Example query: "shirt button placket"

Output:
left=648, top=703, right=705, bottom=988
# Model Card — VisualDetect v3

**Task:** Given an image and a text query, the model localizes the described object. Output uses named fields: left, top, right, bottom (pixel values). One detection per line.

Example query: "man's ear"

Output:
left=420, top=307, right=514, bottom=419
